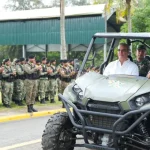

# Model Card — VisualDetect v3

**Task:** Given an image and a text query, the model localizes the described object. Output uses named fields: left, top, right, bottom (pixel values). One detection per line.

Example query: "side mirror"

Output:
left=74, top=59, right=80, bottom=72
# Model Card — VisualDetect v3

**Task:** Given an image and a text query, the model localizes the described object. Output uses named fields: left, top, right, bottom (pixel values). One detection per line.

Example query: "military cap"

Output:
left=41, top=57, right=47, bottom=61
left=4, top=58, right=10, bottom=63
left=36, top=60, right=40, bottom=63
left=28, top=55, right=35, bottom=59
left=60, top=60, right=63, bottom=63
left=15, top=59, right=20, bottom=63
left=20, top=57, right=25, bottom=62
left=51, top=59, right=56, bottom=63
left=137, top=44, right=146, bottom=50
left=46, top=60, right=50, bottom=64
left=63, top=60, right=68, bottom=63
left=69, top=59, right=73, bottom=62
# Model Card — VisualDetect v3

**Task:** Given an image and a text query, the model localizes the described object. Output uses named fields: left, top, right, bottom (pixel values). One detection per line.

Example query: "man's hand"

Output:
left=147, top=72, right=150, bottom=79
left=0, top=67, right=4, bottom=73
left=47, top=69, right=53, bottom=74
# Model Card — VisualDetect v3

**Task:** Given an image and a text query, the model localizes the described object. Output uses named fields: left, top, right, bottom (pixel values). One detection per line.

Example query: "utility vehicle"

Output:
left=42, top=33, right=150, bottom=150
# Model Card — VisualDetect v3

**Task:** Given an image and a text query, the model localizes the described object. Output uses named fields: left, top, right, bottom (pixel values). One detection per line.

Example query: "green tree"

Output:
left=92, top=0, right=140, bottom=32
left=5, top=0, right=45, bottom=11
left=49, top=0, right=89, bottom=7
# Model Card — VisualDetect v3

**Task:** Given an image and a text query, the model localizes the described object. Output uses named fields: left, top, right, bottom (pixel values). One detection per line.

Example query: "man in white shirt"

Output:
left=103, top=43, right=139, bottom=76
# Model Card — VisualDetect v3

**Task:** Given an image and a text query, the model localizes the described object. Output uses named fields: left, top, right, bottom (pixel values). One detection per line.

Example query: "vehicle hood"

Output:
left=75, top=72, right=148, bottom=102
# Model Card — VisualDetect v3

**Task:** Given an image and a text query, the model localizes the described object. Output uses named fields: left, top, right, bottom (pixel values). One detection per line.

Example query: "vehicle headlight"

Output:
left=135, top=97, right=145, bottom=107
left=73, top=84, right=82, bottom=93
left=78, top=91, right=84, bottom=100
left=129, top=93, right=150, bottom=109
left=72, top=84, right=84, bottom=100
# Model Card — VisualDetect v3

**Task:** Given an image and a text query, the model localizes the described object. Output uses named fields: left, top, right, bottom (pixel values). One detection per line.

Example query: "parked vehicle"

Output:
left=42, top=33, right=150, bottom=150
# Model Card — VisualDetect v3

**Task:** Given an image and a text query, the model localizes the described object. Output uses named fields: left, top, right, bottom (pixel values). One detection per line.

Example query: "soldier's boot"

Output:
left=45, top=97, right=49, bottom=101
left=35, top=97, right=39, bottom=102
left=62, top=103, right=65, bottom=108
left=58, top=96, right=61, bottom=101
left=5, top=104, right=11, bottom=108
left=18, top=101, right=25, bottom=106
left=12, top=98, right=19, bottom=104
left=50, top=99, right=55, bottom=103
left=40, top=99, right=46, bottom=104
left=30, top=104, right=38, bottom=112
left=27, top=105, right=32, bottom=113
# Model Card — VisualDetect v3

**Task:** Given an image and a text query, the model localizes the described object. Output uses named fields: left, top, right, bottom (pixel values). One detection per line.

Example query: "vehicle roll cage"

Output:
left=77, top=33, right=150, bottom=77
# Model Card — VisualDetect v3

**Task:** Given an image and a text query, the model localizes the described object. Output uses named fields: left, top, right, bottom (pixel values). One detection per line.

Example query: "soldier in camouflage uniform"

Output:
left=69, top=59, right=76, bottom=82
left=56, top=60, right=63, bottom=101
left=59, top=60, right=74, bottom=94
left=39, top=57, right=52, bottom=104
left=59, top=60, right=75, bottom=107
left=134, top=44, right=150, bottom=77
left=14, top=58, right=26, bottom=106
left=47, top=60, right=57, bottom=103
left=35, top=60, right=41, bottom=102
left=2, top=59, right=16, bottom=108
left=24, top=55, right=41, bottom=113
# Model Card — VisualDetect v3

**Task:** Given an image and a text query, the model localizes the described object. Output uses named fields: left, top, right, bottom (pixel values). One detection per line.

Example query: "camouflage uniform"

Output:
left=24, top=61, right=39, bottom=112
left=14, top=63, right=26, bottom=105
left=47, top=64, right=57, bottom=103
left=35, top=61, right=41, bottom=102
left=39, top=63, right=49, bottom=104
left=2, top=63, right=16, bottom=107
left=59, top=65, right=72, bottom=94
left=134, top=58, right=150, bottom=77
left=56, top=63, right=63, bottom=96
left=69, top=64, right=76, bottom=82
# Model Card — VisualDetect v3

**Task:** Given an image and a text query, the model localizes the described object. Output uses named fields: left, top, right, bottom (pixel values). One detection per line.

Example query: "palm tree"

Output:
left=60, top=0, right=67, bottom=59
left=93, top=0, right=140, bottom=32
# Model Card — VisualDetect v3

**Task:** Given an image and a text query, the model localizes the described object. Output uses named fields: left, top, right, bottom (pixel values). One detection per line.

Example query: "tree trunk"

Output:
left=126, top=0, right=132, bottom=32
left=60, top=0, right=67, bottom=59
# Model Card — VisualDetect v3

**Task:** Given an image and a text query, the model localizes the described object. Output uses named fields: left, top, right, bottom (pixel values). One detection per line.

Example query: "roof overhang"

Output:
left=0, top=4, right=105, bottom=21
left=94, top=33, right=150, bottom=39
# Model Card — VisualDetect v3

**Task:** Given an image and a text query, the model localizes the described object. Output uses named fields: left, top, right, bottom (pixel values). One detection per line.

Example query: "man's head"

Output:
left=28, top=55, right=35, bottom=63
left=69, top=59, right=74, bottom=65
left=36, top=60, right=41, bottom=66
left=136, top=44, right=146, bottom=61
left=4, top=58, right=11, bottom=66
left=117, top=43, right=129, bottom=61
left=41, top=57, right=47, bottom=64
left=62, top=60, right=68, bottom=67
left=46, top=60, right=50, bottom=66
left=51, top=59, right=56, bottom=65
left=20, top=57, right=25, bottom=64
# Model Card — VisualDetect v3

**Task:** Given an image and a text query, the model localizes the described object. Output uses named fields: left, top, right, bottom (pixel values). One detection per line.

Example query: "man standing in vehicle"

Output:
left=134, top=44, right=150, bottom=77
left=103, top=43, right=139, bottom=76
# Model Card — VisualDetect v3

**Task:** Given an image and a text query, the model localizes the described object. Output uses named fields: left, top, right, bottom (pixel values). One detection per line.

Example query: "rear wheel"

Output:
left=42, top=112, right=76, bottom=150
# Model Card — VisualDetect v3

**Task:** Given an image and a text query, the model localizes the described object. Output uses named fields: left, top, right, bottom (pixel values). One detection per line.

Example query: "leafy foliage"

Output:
left=5, top=0, right=46, bottom=11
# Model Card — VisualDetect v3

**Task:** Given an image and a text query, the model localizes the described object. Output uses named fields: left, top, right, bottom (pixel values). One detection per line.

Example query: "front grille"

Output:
left=85, top=100, right=121, bottom=130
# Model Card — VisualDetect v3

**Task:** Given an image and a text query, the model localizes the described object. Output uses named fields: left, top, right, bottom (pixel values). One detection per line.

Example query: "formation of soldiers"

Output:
left=0, top=44, right=149, bottom=112
left=0, top=55, right=77, bottom=112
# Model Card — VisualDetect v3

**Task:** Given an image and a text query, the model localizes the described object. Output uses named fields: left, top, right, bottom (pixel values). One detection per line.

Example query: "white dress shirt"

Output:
left=103, top=59, right=139, bottom=76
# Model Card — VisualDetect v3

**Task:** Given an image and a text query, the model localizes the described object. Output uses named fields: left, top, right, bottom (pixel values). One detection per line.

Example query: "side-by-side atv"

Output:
left=42, top=33, right=150, bottom=150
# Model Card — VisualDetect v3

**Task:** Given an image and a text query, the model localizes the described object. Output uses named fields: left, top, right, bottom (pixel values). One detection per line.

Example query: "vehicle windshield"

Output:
left=78, top=35, right=150, bottom=77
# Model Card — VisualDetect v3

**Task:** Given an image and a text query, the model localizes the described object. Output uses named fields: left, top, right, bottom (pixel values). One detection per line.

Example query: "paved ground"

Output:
left=0, top=116, right=88, bottom=150
left=0, top=102, right=62, bottom=117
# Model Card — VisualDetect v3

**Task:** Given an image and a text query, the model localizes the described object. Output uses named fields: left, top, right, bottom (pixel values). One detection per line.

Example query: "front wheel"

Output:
left=42, top=112, right=76, bottom=150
